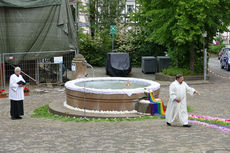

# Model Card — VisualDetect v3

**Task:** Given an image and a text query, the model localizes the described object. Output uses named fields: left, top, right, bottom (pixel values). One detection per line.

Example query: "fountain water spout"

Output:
left=82, top=62, right=95, bottom=77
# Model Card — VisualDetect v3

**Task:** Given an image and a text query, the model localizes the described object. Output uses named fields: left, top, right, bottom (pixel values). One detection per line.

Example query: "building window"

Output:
left=127, top=5, right=134, bottom=13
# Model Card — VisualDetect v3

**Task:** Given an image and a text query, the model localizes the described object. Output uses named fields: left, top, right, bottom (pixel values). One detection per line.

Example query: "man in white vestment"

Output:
left=165, top=74, right=199, bottom=127
left=9, top=67, right=26, bottom=120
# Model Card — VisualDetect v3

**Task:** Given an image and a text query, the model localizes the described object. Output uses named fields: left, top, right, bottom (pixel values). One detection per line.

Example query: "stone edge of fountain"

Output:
left=65, top=77, right=160, bottom=96
left=48, top=100, right=148, bottom=118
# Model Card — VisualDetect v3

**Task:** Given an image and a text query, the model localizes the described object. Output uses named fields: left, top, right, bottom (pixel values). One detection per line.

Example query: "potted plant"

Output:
left=24, top=87, right=30, bottom=96
left=0, top=89, right=7, bottom=98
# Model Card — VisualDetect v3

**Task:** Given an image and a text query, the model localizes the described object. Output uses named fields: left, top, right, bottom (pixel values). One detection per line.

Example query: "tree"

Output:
left=89, top=0, right=126, bottom=38
left=114, top=24, right=166, bottom=66
left=133, top=0, right=230, bottom=72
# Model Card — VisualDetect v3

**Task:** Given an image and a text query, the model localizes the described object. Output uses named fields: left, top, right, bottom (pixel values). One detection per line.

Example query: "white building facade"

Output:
left=70, top=0, right=137, bottom=34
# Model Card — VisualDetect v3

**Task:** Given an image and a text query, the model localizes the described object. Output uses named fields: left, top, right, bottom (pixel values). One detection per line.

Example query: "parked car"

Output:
left=220, top=48, right=230, bottom=71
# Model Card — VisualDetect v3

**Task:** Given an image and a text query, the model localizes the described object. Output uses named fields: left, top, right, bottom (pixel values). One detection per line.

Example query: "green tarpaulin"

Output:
left=0, top=0, right=61, bottom=8
left=0, top=0, right=77, bottom=63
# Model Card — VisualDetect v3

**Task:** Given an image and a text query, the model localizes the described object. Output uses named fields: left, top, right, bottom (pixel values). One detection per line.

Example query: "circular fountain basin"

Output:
left=65, top=77, right=160, bottom=112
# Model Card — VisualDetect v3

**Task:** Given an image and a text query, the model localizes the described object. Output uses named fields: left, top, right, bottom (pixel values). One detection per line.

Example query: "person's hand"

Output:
left=19, top=84, right=24, bottom=87
left=176, top=99, right=181, bottom=103
left=194, top=90, right=200, bottom=95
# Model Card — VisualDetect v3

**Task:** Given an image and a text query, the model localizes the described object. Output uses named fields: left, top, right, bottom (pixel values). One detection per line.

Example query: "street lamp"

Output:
left=202, top=31, right=207, bottom=81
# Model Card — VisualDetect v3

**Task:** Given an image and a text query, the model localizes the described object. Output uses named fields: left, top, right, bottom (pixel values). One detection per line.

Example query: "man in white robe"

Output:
left=9, top=67, right=26, bottom=120
left=165, top=74, right=199, bottom=127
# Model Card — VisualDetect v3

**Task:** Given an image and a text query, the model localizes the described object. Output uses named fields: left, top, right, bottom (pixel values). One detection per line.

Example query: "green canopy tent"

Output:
left=0, top=0, right=78, bottom=87
left=0, top=0, right=77, bottom=63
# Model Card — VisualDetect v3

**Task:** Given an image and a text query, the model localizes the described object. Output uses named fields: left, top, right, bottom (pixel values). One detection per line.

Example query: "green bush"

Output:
left=162, top=67, right=196, bottom=76
left=167, top=46, right=204, bottom=74
left=79, top=26, right=166, bottom=67
left=114, top=25, right=165, bottom=67
left=79, top=31, right=111, bottom=67
left=209, top=43, right=225, bottom=54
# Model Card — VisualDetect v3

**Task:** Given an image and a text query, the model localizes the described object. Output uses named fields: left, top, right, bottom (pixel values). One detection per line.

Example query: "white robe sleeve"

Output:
left=184, top=82, right=195, bottom=96
left=169, top=82, right=177, bottom=101
left=10, top=75, right=19, bottom=92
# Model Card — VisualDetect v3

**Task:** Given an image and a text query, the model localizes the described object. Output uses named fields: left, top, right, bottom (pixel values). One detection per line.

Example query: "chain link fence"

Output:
left=0, top=50, right=75, bottom=89
left=0, top=53, right=3, bottom=89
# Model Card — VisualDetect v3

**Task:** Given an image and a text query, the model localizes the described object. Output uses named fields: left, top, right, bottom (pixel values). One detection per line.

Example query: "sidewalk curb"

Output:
left=158, top=81, right=212, bottom=87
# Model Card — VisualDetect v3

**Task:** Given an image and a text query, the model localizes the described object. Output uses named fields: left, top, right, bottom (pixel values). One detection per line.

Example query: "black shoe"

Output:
left=16, top=116, right=22, bottom=119
left=166, top=122, right=171, bottom=126
left=11, top=117, right=17, bottom=120
left=183, top=124, right=192, bottom=127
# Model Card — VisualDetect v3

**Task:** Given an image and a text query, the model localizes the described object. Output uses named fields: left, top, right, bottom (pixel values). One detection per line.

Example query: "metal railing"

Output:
left=0, top=54, right=3, bottom=89
left=0, top=50, right=75, bottom=89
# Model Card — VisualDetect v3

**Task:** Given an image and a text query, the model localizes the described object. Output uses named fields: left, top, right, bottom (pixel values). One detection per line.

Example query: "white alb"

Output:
left=165, top=80, right=195, bottom=125
left=9, top=74, right=25, bottom=100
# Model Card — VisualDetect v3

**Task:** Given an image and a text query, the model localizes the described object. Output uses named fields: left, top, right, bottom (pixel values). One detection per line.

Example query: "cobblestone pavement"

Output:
left=0, top=58, right=229, bottom=153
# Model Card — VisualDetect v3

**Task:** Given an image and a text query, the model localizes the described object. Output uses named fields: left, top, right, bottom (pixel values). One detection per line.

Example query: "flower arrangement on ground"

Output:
left=0, top=89, right=7, bottom=98
left=24, top=87, right=29, bottom=93
left=24, top=87, right=30, bottom=96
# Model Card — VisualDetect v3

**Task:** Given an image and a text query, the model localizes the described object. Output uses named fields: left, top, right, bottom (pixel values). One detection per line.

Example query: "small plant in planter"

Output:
left=0, top=89, right=8, bottom=98
left=24, top=87, right=30, bottom=96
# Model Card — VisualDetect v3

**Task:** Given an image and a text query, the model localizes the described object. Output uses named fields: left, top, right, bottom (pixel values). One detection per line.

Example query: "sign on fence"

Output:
left=54, top=56, right=63, bottom=64
left=71, top=63, right=76, bottom=72
left=0, top=50, right=75, bottom=88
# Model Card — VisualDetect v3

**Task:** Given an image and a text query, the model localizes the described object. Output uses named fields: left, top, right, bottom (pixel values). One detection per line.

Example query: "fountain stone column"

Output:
left=72, top=54, right=87, bottom=79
